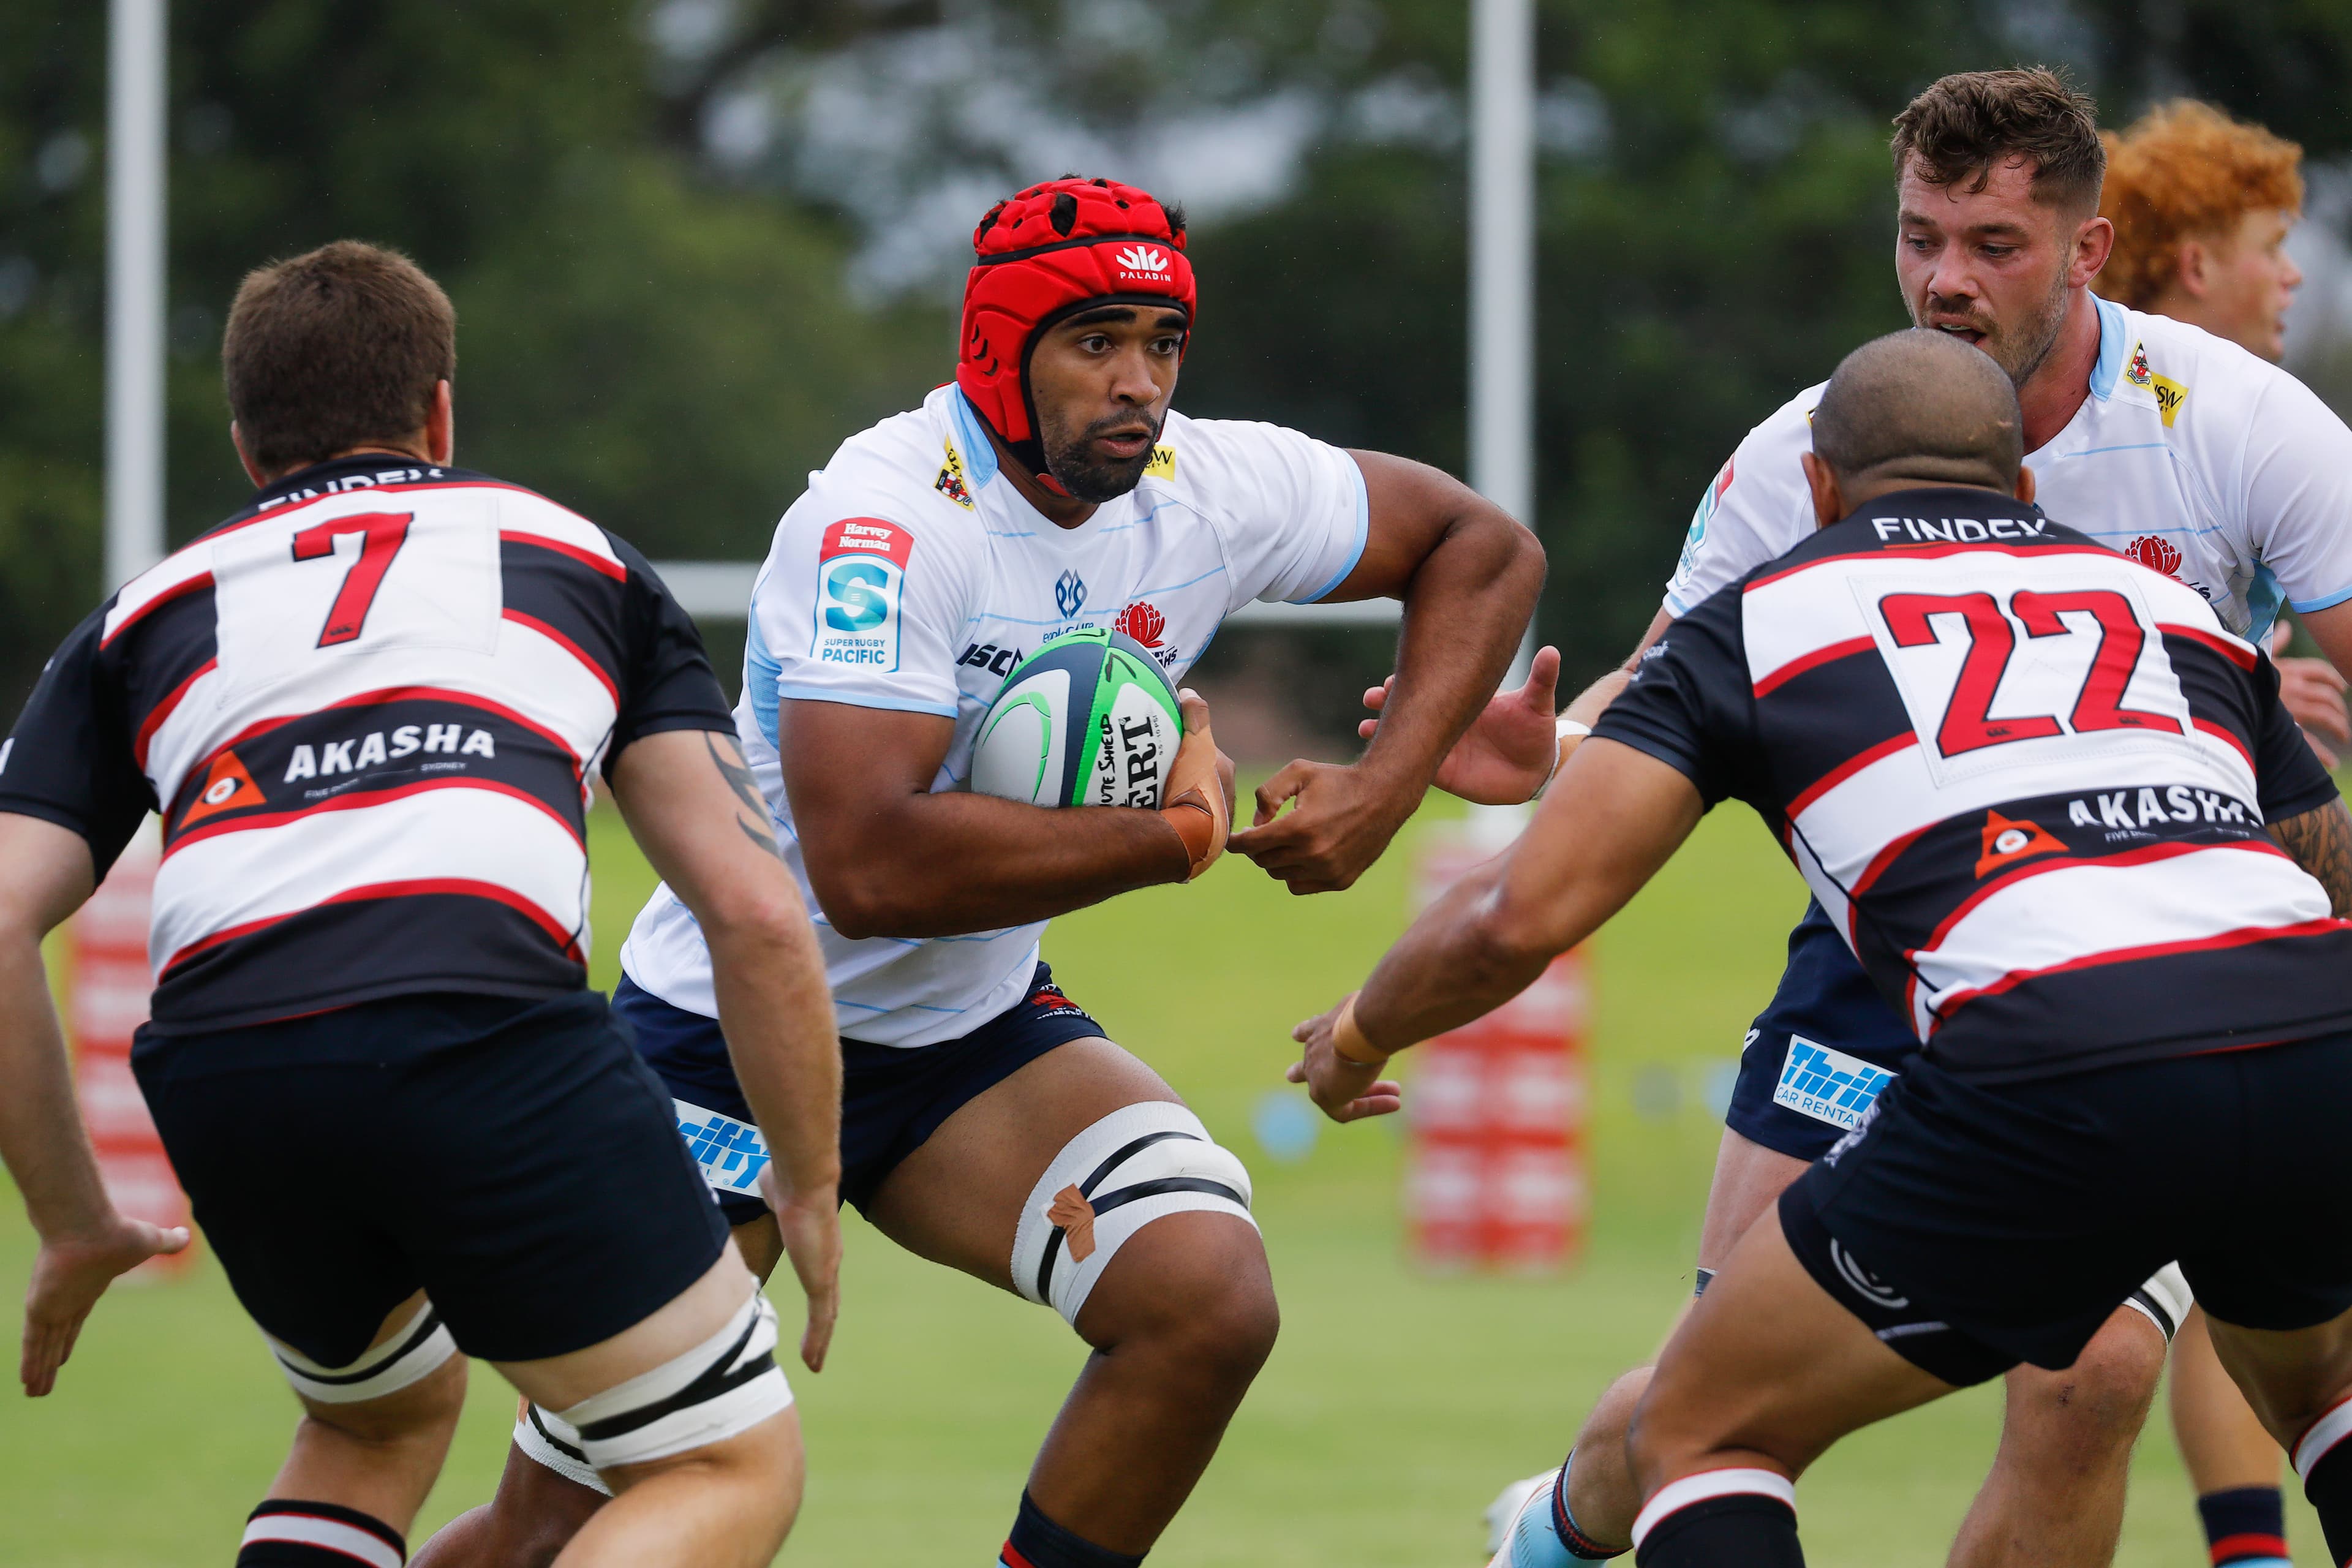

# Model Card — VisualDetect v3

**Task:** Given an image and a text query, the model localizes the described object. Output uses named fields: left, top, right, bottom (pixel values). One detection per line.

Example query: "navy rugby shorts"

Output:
left=1725, top=899, right=1917, bottom=1161
left=614, top=960, right=1107, bottom=1221
left=1781, top=1028, right=2352, bottom=1383
left=134, top=990, right=728, bottom=1370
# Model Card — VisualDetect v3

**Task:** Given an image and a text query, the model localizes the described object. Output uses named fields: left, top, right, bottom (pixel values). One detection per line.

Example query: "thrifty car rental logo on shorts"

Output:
left=1773, top=1038, right=1891, bottom=1131
left=674, top=1099, right=770, bottom=1196
left=813, top=517, right=914, bottom=671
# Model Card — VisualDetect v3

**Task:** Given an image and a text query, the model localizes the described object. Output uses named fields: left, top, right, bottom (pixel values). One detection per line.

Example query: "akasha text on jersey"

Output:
left=622, top=386, right=1368, bottom=1046
left=0, top=456, right=735, bottom=1033
left=1599, top=488, right=2352, bottom=1082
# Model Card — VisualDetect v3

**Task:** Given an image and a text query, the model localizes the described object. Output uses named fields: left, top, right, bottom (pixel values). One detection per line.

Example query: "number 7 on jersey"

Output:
left=292, top=511, right=413, bottom=647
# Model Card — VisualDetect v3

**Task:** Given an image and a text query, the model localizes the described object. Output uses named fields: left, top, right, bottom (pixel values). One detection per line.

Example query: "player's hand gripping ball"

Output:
left=971, top=628, right=1182, bottom=809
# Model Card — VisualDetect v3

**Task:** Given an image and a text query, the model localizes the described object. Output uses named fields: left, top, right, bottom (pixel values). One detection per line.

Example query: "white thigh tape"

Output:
left=270, top=1298, right=457, bottom=1404
left=557, top=1292, right=793, bottom=1472
left=1010, top=1102, right=1257, bottom=1327
left=514, top=1402, right=612, bottom=1496
left=2124, top=1262, right=2194, bottom=1342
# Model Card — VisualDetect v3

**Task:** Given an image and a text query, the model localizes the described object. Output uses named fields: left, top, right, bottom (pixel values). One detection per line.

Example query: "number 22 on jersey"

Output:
left=1865, top=571, right=2192, bottom=780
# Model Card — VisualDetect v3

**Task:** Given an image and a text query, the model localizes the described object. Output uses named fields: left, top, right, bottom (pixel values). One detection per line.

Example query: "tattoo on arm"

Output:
left=2269, top=797, right=2352, bottom=918
left=706, top=732, right=786, bottom=864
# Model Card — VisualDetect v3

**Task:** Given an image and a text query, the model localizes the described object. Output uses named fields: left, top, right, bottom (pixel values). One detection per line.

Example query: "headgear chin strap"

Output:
left=959, top=176, right=1196, bottom=493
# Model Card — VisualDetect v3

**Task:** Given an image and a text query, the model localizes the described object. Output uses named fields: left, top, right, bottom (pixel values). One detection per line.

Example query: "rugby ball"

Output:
left=970, top=628, right=1182, bottom=809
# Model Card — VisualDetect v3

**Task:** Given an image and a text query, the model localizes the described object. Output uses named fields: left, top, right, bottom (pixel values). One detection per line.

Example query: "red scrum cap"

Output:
left=958, top=176, right=1195, bottom=472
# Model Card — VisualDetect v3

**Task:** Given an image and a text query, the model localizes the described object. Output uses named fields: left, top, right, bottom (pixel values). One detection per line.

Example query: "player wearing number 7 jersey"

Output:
left=0, top=242, right=842, bottom=1568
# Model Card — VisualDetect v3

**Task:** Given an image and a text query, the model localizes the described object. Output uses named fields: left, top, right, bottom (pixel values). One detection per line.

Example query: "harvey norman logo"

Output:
left=1114, top=244, right=1170, bottom=279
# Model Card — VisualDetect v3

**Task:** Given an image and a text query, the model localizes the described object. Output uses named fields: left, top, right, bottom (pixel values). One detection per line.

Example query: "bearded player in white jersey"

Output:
left=416, top=177, right=1544, bottom=1568
left=1356, top=69, right=2352, bottom=1568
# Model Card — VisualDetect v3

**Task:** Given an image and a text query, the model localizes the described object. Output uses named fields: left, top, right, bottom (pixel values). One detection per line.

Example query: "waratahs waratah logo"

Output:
left=1055, top=571, right=1087, bottom=617
left=1114, top=244, right=1170, bottom=279
left=2125, top=535, right=2183, bottom=578
left=1114, top=601, right=1166, bottom=648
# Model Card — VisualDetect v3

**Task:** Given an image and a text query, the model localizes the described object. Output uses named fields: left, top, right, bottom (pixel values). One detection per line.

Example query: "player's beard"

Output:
left=1042, top=411, right=1162, bottom=503
left=1915, top=265, right=2072, bottom=391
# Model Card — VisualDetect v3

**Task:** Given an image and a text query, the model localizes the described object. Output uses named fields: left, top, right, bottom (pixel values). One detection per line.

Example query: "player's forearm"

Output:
left=1359, top=512, right=1545, bottom=796
left=807, top=794, right=1186, bottom=939
left=1351, top=864, right=1559, bottom=1053
left=0, top=931, right=115, bottom=1242
left=706, top=919, right=843, bottom=1201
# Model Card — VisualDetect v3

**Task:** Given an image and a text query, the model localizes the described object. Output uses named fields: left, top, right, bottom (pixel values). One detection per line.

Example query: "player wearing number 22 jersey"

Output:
left=1679, top=296, right=2352, bottom=1161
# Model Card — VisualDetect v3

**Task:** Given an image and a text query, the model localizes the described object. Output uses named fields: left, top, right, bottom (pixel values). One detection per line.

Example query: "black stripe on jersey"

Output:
left=148, top=889, right=584, bottom=1033
left=501, top=537, right=630, bottom=700
left=160, top=692, right=586, bottom=855
left=107, top=584, right=221, bottom=767
left=1845, top=783, right=2278, bottom=982
left=1752, top=652, right=1913, bottom=824
left=1926, top=923, right=2352, bottom=1081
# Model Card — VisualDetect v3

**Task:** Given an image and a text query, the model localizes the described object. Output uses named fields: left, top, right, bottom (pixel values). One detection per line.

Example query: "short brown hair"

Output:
left=1891, top=67, right=2105, bottom=215
left=2097, top=100, right=2303, bottom=310
left=223, top=241, right=456, bottom=475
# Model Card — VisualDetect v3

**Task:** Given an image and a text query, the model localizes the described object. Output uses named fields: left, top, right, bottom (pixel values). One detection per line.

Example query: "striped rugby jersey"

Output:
left=0, top=455, right=734, bottom=1033
left=1597, top=485, right=2352, bottom=1082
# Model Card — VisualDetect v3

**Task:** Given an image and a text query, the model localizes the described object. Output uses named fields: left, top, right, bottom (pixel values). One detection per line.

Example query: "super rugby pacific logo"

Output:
left=1113, top=244, right=1170, bottom=281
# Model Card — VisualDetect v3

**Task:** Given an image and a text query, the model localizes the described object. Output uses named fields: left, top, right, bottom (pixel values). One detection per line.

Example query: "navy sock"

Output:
left=238, top=1500, right=405, bottom=1566
left=1632, top=1474, right=1801, bottom=1568
left=2199, top=1485, right=2288, bottom=1567
left=998, top=1491, right=1144, bottom=1568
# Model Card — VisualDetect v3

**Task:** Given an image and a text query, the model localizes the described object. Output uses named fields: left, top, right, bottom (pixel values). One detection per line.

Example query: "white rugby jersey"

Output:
left=623, top=385, right=1368, bottom=1046
left=0, top=456, right=734, bottom=1032
left=1604, top=487, right=2352, bottom=1080
left=1664, top=298, right=2352, bottom=641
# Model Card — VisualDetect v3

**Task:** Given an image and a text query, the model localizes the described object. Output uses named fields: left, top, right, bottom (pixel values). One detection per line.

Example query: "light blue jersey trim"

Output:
left=2290, top=582, right=2352, bottom=616
left=949, top=391, right=1000, bottom=489
left=773, top=683, right=958, bottom=718
left=2247, top=563, right=2286, bottom=644
left=1295, top=455, right=1371, bottom=603
left=746, top=611, right=783, bottom=748
left=2088, top=296, right=2128, bottom=401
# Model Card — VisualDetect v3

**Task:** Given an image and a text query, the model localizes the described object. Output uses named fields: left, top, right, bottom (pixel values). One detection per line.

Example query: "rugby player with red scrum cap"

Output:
left=415, top=176, right=1543, bottom=1568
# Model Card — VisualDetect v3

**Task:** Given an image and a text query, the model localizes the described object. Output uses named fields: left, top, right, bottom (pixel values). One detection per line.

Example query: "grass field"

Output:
left=0, top=793, right=2321, bottom=1565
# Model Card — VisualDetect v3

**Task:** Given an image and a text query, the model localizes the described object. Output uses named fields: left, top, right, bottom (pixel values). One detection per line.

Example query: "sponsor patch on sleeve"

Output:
left=812, top=516, right=913, bottom=672
left=1771, top=1036, right=1893, bottom=1131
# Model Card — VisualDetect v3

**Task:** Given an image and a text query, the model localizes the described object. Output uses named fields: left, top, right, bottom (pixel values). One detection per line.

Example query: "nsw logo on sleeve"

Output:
left=1773, top=1037, right=1892, bottom=1131
left=813, top=516, right=914, bottom=671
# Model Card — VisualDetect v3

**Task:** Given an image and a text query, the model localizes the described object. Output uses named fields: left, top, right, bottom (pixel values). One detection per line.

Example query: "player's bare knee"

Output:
left=2009, top=1313, right=2165, bottom=1442
left=1078, top=1211, right=1278, bottom=1382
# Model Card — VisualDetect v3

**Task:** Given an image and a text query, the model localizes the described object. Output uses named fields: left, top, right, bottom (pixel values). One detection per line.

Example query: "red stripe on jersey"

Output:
left=1929, top=918, right=2351, bottom=1029
left=2193, top=717, right=2255, bottom=772
left=1911, top=839, right=2293, bottom=960
left=1753, top=635, right=1876, bottom=699
left=160, top=877, right=581, bottom=976
left=179, top=684, right=587, bottom=790
left=1744, top=541, right=2118, bottom=595
left=1785, top=733, right=1918, bottom=821
left=2162, top=622, right=2259, bottom=671
left=500, top=529, right=627, bottom=581
left=503, top=609, right=618, bottom=703
left=102, top=571, right=213, bottom=650
left=134, top=657, right=217, bottom=769
left=163, top=776, right=584, bottom=861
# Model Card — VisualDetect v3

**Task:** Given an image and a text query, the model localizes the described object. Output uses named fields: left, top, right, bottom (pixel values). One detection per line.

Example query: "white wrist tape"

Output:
left=1011, top=1101, right=1257, bottom=1327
